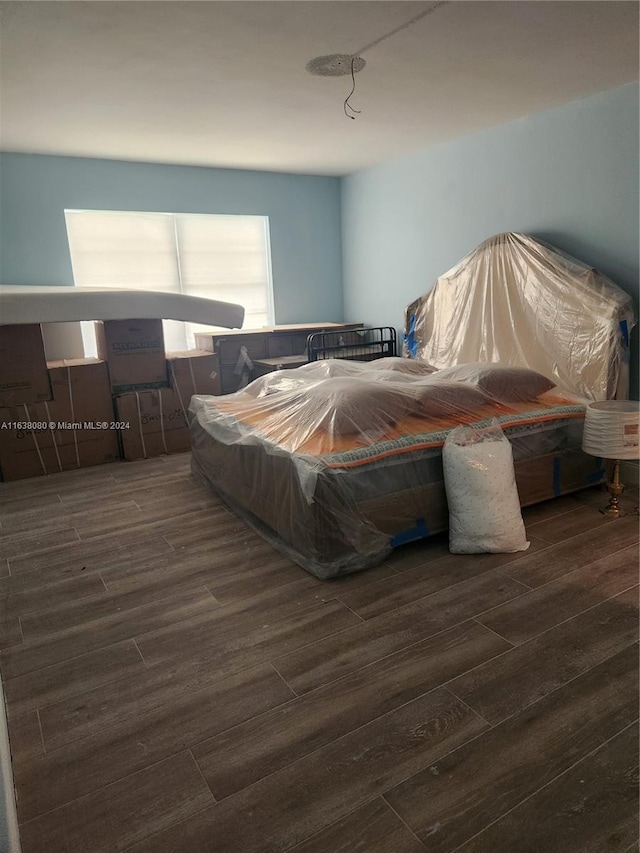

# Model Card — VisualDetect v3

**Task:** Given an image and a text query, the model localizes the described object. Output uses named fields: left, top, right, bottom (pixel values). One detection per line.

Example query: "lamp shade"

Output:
left=582, top=400, right=640, bottom=460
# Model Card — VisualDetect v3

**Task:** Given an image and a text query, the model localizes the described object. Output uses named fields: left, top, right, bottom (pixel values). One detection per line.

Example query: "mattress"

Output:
left=0, top=286, right=245, bottom=329
left=190, top=392, right=604, bottom=578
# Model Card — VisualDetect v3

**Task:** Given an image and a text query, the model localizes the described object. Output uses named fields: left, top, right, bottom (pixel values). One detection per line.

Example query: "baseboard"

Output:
left=0, top=674, right=21, bottom=853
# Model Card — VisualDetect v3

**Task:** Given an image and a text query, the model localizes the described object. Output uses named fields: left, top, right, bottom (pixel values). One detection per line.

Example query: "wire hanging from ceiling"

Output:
left=306, top=0, right=450, bottom=120
left=344, top=59, right=362, bottom=120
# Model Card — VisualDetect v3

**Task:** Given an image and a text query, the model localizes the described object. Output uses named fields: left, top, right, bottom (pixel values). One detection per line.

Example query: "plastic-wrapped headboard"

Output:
left=403, top=233, right=636, bottom=401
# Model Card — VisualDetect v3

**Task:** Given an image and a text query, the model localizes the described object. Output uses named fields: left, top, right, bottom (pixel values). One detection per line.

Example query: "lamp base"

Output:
left=600, top=459, right=625, bottom=518
left=600, top=503, right=625, bottom=518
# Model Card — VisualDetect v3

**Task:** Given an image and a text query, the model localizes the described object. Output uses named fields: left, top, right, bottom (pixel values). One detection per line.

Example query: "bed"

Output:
left=189, top=233, right=636, bottom=579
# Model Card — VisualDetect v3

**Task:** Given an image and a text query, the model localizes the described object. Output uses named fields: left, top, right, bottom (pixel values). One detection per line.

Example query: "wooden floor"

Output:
left=0, top=452, right=638, bottom=853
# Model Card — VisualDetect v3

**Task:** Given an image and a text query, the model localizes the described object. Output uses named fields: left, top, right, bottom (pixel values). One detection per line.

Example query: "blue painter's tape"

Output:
left=553, top=456, right=561, bottom=497
left=390, top=517, right=431, bottom=548
left=620, top=319, right=629, bottom=348
left=402, top=313, right=419, bottom=359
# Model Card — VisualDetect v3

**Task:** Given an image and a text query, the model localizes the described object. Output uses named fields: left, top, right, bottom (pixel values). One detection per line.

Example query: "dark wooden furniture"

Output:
left=251, top=355, right=310, bottom=378
left=194, top=323, right=364, bottom=393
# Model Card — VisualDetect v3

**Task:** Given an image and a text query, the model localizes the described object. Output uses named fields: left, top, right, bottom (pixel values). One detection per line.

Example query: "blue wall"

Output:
left=2, top=84, right=638, bottom=392
left=341, top=83, right=640, bottom=396
left=0, top=154, right=344, bottom=325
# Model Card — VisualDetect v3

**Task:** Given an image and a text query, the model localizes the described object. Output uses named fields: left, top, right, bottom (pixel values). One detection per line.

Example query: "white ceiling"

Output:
left=0, top=1, right=638, bottom=176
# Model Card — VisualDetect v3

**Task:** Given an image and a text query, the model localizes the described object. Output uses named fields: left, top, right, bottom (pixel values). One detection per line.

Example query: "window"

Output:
left=64, top=210, right=274, bottom=354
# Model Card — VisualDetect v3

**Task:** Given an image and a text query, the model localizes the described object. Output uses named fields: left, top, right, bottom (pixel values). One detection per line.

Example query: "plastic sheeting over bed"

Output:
left=189, top=233, right=631, bottom=578
left=189, top=359, right=601, bottom=577
left=194, top=358, right=568, bottom=465
left=403, top=233, right=636, bottom=401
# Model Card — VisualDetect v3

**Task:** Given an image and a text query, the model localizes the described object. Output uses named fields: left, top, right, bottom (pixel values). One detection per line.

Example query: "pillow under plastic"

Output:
left=294, top=359, right=368, bottom=379
left=242, top=372, right=316, bottom=398
left=443, top=422, right=530, bottom=554
left=365, top=357, right=437, bottom=376
left=295, top=376, right=412, bottom=437
left=431, top=362, right=555, bottom=402
left=411, top=380, right=492, bottom=418
left=366, top=370, right=417, bottom=386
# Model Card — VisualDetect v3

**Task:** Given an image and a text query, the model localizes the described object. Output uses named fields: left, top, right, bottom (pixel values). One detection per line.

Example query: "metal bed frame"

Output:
left=306, top=326, right=397, bottom=362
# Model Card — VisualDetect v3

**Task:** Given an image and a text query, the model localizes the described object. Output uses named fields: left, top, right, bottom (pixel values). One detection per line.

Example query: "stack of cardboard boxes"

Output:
left=100, top=319, right=221, bottom=461
left=0, top=324, right=120, bottom=480
left=0, top=320, right=221, bottom=481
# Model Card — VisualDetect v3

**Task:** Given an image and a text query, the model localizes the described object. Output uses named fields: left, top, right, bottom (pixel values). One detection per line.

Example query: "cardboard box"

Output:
left=166, top=351, right=221, bottom=404
left=0, top=358, right=120, bottom=481
left=114, top=389, right=190, bottom=461
left=46, top=359, right=119, bottom=428
left=96, top=319, right=168, bottom=394
left=0, top=434, right=119, bottom=482
left=0, top=324, right=52, bottom=407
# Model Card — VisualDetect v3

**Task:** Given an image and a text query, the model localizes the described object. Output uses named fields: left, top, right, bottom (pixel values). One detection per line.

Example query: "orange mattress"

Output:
left=208, top=391, right=585, bottom=463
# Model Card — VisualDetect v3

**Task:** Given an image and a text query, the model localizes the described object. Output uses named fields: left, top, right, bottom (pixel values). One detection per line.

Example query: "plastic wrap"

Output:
left=403, top=233, right=636, bottom=401
left=192, top=359, right=567, bottom=455
left=443, top=422, right=529, bottom=554
left=187, top=233, right=633, bottom=577
left=189, top=359, right=602, bottom=578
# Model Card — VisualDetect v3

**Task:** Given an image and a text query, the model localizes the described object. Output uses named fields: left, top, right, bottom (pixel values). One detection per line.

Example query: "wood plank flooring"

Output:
left=0, top=452, right=637, bottom=853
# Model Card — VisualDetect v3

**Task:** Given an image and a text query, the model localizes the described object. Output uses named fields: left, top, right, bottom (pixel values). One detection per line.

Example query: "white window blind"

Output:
left=64, top=210, right=274, bottom=354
